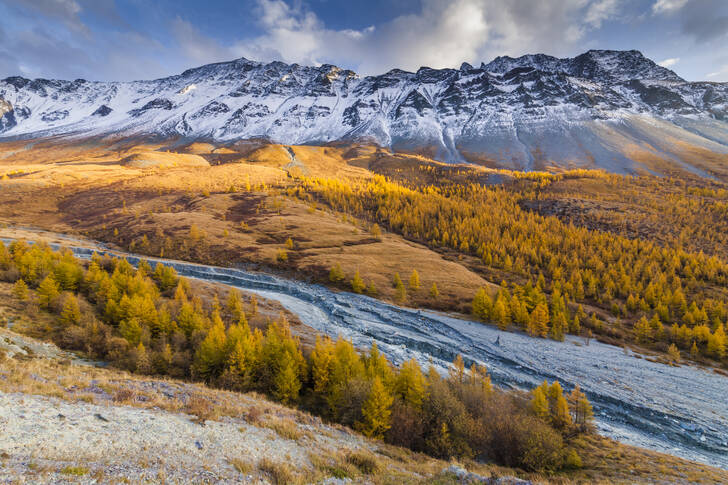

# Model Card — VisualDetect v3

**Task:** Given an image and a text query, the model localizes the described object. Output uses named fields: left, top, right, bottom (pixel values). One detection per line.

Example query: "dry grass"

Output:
left=258, top=457, right=300, bottom=485
left=0, top=137, right=494, bottom=316
left=262, top=416, right=310, bottom=441
left=228, top=457, right=255, bottom=475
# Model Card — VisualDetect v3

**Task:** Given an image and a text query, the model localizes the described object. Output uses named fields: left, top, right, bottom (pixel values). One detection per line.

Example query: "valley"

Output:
left=1, top=134, right=728, bottom=481
left=1, top=47, right=728, bottom=484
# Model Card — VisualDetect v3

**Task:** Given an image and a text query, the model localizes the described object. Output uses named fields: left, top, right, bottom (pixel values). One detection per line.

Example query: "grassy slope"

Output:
left=1, top=284, right=727, bottom=484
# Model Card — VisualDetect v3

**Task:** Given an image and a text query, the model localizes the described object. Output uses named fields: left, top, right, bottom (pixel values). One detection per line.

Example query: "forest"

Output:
left=289, top=171, right=728, bottom=364
left=0, top=240, right=594, bottom=473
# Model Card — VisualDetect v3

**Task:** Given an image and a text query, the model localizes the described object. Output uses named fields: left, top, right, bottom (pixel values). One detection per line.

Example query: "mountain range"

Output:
left=1, top=49, right=727, bottom=174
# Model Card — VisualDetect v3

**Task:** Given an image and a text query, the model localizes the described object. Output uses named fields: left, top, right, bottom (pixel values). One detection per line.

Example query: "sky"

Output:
left=0, top=0, right=726, bottom=82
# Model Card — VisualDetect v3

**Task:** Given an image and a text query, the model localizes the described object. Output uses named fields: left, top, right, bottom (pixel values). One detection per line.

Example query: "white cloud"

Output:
left=658, top=57, right=680, bottom=67
left=585, top=0, right=621, bottom=28
left=652, top=0, right=689, bottom=15
left=707, top=64, right=728, bottom=79
left=224, top=0, right=628, bottom=75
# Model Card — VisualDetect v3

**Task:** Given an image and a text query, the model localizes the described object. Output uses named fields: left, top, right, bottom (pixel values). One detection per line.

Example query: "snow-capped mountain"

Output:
left=1, top=49, right=727, bottom=172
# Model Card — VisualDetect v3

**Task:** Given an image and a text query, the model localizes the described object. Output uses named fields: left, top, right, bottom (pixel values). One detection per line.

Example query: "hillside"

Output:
left=1, top=50, right=727, bottom=175
left=2, top=244, right=728, bottom=484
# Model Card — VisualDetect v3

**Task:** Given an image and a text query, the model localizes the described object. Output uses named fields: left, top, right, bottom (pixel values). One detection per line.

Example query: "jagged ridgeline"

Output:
left=1, top=50, right=727, bottom=173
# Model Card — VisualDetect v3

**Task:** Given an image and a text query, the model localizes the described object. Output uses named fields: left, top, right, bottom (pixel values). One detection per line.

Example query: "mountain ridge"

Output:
left=1, top=49, right=727, bottom=174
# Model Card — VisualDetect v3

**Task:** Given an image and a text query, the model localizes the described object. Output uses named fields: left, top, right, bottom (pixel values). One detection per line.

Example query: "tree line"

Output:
left=289, top=175, right=728, bottom=363
left=1, top=240, right=593, bottom=472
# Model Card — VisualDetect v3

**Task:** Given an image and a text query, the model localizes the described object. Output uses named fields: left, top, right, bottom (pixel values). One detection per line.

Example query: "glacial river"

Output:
left=6, top=238, right=727, bottom=469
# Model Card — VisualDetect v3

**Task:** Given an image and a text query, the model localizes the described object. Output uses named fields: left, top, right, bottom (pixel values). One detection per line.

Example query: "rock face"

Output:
left=1, top=49, right=727, bottom=172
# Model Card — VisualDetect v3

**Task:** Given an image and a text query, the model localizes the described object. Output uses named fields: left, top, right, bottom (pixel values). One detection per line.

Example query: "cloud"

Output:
left=707, top=64, right=728, bottom=79
left=171, top=17, right=233, bottom=65
left=676, top=0, right=728, bottom=43
left=658, top=57, right=680, bottom=67
left=585, top=0, right=621, bottom=28
left=227, top=0, right=627, bottom=75
left=651, top=0, right=689, bottom=15
left=4, top=0, right=89, bottom=35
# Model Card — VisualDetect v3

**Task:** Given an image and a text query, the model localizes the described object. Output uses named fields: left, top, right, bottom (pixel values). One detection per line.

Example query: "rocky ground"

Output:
left=0, top=328, right=528, bottom=485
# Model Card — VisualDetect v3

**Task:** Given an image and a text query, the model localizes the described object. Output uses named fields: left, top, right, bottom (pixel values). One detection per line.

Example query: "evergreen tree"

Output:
left=274, top=354, right=302, bottom=404
left=60, top=294, right=81, bottom=326
left=135, top=342, right=152, bottom=374
left=37, top=275, right=60, bottom=309
left=707, top=325, right=726, bottom=358
left=351, top=270, right=366, bottom=294
left=119, top=317, right=143, bottom=346
left=530, top=385, right=549, bottom=419
left=358, top=377, right=393, bottom=439
left=667, top=343, right=681, bottom=363
left=12, top=279, right=28, bottom=301
left=192, top=312, right=228, bottom=381
left=550, top=312, right=566, bottom=341
left=311, top=336, right=335, bottom=394
left=528, top=303, right=550, bottom=338
left=394, top=359, right=426, bottom=408
left=493, top=297, right=510, bottom=330
left=226, top=289, right=245, bottom=324
left=395, top=280, right=407, bottom=304
left=449, top=354, right=466, bottom=385
left=567, top=385, right=593, bottom=430
left=429, top=282, right=439, bottom=300
left=409, top=270, right=420, bottom=290
left=364, top=342, right=393, bottom=384
left=329, top=263, right=345, bottom=283
left=634, top=316, right=652, bottom=344
left=393, top=272, right=403, bottom=288
left=471, top=288, right=492, bottom=320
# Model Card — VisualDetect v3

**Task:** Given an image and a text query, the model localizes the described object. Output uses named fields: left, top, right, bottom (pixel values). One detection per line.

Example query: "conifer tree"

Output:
left=690, top=340, right=699, bottom=359
left=429, top=282, right=439, bottom=299
left=329, top=263, right=345, bottom=283
left=393, top=272, right=403, bottom=288
left=12, top=279, right=28, bottom=301
left=249, top=295, right=258, bottom=316
left=707, top=325, right=726, bottom=359
left=471, top=288, right=492, bottom=320
left=60, top=294, right=81, bottom=326
left=550, top=312, right=566, bottom=341
left=37, top=275, right=60, bottom=309
left=634, top=316, right=652, bottom=343
left=395, top=280, right=407, bottom=304
left=449, top=354, right=466, bottom=385
left=552, top=393, right=572, bottom=429
left=394, top=359, right=426, bottom=408
left=192, top=312, right=228, bottom=381
left=364, top=342, right=393, bottom=384
left=493, top=297, right=510, bottom=330
left=226, top=288, right=245, bottom=324
left=358, top=377, right=393, bottom=439
left=528, top=303, right=550, bottom=338
left=409, top=270, right=420, bottom=290
left=120, top=317, right=143, bottom=346
left=136, top=342, right=152, bottom=374
left=351, top=270, right=366, bottom=294
left=311, top=336, right=335, bottom=394
left=567, top=385, right=593, bottom=430
left=274, top=355, right=302, bottom=404
left=530, top=385, right=549, bottom=419
left=667, top=343, right=681, bottom=363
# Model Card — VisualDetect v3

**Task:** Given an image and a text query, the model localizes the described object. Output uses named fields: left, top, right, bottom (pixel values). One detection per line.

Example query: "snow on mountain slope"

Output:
left=1, top=50, right=726, bottom=172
